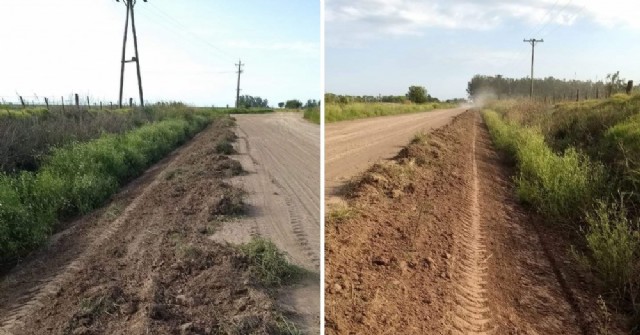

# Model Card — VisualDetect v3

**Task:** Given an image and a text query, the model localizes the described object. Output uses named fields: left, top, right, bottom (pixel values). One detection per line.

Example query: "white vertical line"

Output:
left=319, top=0, right=326, bottom=333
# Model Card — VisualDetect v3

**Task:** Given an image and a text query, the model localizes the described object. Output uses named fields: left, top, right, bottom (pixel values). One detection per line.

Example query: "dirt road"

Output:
left=215, top=112, right=320, bottom=270
left=325, top=107, right=466, bottom=197
left=325, top=112, right=625, bottom=334
left=214, top=112, right=321, bottom=333
left=0, top=114, right=320, bottom=335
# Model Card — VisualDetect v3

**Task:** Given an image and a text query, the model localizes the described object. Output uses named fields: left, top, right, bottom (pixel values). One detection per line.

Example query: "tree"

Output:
left=237, top=95, right=269, bottom=108
left=605, top=71, right=625, bottom=97
left=406, top=85, right=428, bottom=104
left=285, top=99, right=303, bottom=109
left=278, top=102, right=285, bottom=108
left=305, top=99, right=319, bottom=108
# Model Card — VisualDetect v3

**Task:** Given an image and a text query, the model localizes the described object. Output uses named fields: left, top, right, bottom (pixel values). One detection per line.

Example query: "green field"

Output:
left=325, top=102, right=456, bottom=123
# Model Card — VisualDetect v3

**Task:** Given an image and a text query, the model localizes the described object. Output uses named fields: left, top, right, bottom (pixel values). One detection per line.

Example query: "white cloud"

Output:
left=326, top=0, right=640, bottom=42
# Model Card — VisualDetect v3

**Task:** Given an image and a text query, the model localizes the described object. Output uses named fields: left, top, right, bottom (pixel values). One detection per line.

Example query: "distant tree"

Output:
left=285, top=99, right=303, bottom=109
left=406, top=85, right=428, bottom=104
left=237, top=95, right=269, bottom=108
left=605, top=71, right=626, bottom=97
left=278, top=102, right=285, bottom=108
left=305, top=99, right=319, bottom=108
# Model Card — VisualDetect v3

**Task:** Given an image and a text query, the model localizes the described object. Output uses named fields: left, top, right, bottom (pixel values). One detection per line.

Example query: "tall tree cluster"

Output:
left=467, top=73, right=635, bottom=101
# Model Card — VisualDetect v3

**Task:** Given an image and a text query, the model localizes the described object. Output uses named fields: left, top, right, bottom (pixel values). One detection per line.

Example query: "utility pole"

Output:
left=117, top=0, right=147, bottom=108
left=235, top=59, right=244, bottom=108
left=523, top=38, right=543, bottom=99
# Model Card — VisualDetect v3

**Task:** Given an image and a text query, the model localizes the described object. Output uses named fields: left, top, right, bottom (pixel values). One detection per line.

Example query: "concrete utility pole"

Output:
left=523, top=38, right=543, bottom=99
left=235, top=59, right=244, bottom=108
left=117, top=0, right=147, bottom=108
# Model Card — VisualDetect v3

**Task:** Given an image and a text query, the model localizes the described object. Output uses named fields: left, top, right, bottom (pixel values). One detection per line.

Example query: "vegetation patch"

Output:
left=240, top=238, right=306, bottom=287
left=303, top=107, right=320, bottom=124
left=482, top=98, right=640, bottom=326
left=0, top=112, right=222, bottom=263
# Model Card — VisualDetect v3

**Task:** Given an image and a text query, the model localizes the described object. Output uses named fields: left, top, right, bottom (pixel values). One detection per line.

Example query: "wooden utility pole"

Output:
left=117, top=0, right=146, bottom=108
left=523, top=38, right=543, bottom=99
left=235, top=59, right=244, bottom=108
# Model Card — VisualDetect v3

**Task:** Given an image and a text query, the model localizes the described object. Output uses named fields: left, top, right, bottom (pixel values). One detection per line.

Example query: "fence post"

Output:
left=61, top=96, right=65, bottom=112
left=45, top=97, right=49, bottom=109
left=75, top=94, right=80, bottom=110
left=19, top=96, right=25, bottom=109
left=87, top=96, right=90, bottom=108
left=129, top=97, right=133, bottom=108
left=110, top=102, right=113, bottom=110
left=100, top=102, right=103, bottom=110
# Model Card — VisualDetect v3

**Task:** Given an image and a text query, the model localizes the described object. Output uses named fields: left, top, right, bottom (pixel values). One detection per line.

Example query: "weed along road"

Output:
left=0, top=113, right=320, bottom=334
left=215, top=111, right=321, bottom=333
left=325, top=107, right=467, bottom=198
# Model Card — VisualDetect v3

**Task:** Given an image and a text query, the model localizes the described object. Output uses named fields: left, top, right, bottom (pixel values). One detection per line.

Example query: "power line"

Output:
left=145, top=3, right=236, bottom=61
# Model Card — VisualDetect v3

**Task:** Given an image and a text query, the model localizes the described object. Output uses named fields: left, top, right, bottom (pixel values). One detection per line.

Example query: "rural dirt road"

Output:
left=325, top=112, right=625, bottom=334
left=325, top=107, right=467, bottom=198
left=215, top=112, right=321, bottom=333
left=0, top=113, right=320, bottom=335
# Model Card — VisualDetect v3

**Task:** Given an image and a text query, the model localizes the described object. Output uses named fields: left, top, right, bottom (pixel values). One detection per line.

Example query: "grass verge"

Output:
left=0, top=113, right=220, bottom=263
left=303, top=107, right=320, bottom=124
left=325, top=102, right=455, bottom=123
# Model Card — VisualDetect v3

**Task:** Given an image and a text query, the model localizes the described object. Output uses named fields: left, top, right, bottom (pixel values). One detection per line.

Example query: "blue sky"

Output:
left=326, top=0, right=640, bottom=100
left=0, top=0, right=320, bottom=107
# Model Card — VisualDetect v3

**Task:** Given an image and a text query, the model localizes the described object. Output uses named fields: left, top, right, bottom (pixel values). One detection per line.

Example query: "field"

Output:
left=325, top=101, right=457, bottom=123
left=482, top=95, right=640, bottom=327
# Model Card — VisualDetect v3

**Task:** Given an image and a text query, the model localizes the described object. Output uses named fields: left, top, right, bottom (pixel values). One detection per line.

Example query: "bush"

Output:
left=584, top=199, right=640, bottom=292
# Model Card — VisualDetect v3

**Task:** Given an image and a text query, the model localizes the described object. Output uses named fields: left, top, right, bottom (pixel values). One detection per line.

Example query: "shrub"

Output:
left=584, top=199, right=640, bottom=292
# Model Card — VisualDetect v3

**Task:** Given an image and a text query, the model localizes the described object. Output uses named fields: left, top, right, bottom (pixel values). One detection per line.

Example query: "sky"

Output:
left=0, top=0, right=320, bottom=107
left=325, top=0, right=640, bottom=100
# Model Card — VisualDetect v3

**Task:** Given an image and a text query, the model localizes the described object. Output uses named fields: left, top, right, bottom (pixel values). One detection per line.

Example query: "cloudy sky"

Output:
left=326, top=0, right=640, bottom=99
left=0, top=1, right=320, bottom=107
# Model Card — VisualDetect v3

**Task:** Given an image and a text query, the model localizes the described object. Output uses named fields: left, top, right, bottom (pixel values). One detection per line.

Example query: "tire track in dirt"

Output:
left=448, top=115, right=493, bottom=335
left=215, top=112, right=320, bottom=270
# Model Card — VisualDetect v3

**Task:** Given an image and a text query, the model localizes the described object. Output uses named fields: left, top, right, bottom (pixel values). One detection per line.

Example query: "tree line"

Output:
left=467, top=72, right=636, bottom=101
left=237, top=95, right=319, bottom=109
left=325, top=85, right=464, bottom=104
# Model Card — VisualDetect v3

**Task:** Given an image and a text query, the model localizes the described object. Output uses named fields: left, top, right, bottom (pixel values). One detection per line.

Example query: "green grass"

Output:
left=240, top=237, right=306, bottom=287
left=583, top=199, right=640, bottom=291
left=231, top=107, right=274, bottom=114
left=0, top=113, right=219, bottom=262
left=303, top=107, right=320, bottom=124
left=483, top=101, right=640, bottom=325
left=325, top=102, right=455, bottom=123
left=483, top=110, right=605, bottom=223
